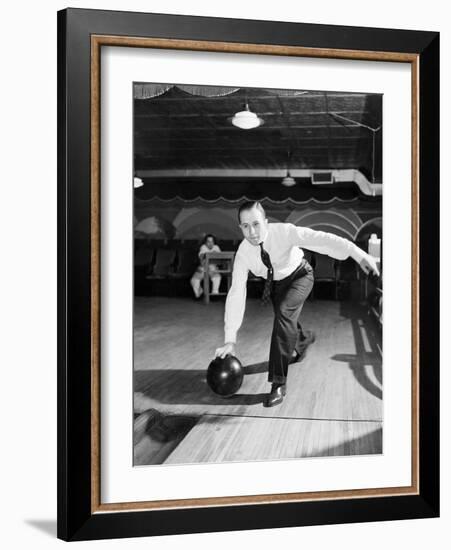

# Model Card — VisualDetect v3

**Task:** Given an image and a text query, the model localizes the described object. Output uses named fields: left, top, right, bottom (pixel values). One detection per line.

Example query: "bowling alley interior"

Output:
left=133, top=83, right=383, bottom=466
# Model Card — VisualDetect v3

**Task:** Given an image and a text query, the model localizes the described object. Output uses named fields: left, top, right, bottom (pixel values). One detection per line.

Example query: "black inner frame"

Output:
left=57, top=8, right=439, bottom=541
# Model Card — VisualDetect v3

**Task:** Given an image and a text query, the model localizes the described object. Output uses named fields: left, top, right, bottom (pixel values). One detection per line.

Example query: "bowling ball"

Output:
left=206, top=355, right=244, bottom=397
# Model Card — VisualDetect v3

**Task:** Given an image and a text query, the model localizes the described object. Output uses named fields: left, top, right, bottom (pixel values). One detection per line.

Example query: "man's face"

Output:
left=205, top=237, right=215, bottom=249
left=239, top=206, right=269, bottom=246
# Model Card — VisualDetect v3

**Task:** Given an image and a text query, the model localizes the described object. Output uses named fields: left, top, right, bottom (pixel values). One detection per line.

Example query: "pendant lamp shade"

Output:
left=231, top=104, right=264, bottom=130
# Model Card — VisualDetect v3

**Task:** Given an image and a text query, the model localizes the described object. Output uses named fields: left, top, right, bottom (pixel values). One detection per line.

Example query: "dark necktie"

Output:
left=259, top=242, right=273, bottom=305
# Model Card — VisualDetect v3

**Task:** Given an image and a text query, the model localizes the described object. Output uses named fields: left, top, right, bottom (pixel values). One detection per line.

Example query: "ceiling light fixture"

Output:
left=281, top=174, right=296, bottom=187
left=281, top=148, right=297, bottom=187
left=231, top=104, right=264, bottom=130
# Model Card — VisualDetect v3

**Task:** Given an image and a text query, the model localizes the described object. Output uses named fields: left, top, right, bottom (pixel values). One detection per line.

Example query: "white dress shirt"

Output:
left=224, top=223, right=366, bottom=343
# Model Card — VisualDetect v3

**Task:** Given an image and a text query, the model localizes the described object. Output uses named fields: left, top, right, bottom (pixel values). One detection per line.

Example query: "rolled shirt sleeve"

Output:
left=224, top=252, right=248, bottom=344
left=287, top=224, right=366, bottom=264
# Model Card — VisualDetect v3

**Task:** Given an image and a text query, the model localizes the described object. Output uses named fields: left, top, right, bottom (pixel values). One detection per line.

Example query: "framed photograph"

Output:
left=57, top=8, right=439, bottom=541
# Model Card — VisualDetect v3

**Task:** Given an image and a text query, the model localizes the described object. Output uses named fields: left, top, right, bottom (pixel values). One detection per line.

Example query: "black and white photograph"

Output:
left=1, top=0, right=445, bottom=545
left=132, top=83, right=383, bottom=466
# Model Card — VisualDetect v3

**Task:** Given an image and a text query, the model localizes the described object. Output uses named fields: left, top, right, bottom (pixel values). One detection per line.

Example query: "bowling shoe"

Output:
left=263, top=383, right=286, bottom=407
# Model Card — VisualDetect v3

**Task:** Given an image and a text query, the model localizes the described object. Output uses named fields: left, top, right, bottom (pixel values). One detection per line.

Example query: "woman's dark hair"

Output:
left=203, top=233, right=217, bottom=244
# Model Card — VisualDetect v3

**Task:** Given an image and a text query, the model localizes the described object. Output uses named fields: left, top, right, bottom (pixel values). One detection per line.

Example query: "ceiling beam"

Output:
left=134, top=137, right=370, bottom=149
left=135, top=92, right=371, bottom=102
left=135, top=124, right=366, bottom=133
left=134, top=168, right=382, bottom=196
left=135, top=109, right=368, bottom=119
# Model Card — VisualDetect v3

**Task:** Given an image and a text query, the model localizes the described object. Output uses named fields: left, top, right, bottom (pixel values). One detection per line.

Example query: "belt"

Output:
left=274, top=258, right=312, bottom=285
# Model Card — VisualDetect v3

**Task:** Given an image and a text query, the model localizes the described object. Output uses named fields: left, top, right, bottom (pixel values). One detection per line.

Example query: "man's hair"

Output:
left=238, top=201, right=266, bottom=223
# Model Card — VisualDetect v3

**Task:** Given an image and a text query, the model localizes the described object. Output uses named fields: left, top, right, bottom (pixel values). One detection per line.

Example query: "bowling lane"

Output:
left=134, top=297, right=382, bottom=422
left=164, top=415, right=382, bottom=464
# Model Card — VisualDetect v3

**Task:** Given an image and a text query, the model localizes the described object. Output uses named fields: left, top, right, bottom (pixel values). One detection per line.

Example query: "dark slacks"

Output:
left=268, top=259, right=314, bottom=384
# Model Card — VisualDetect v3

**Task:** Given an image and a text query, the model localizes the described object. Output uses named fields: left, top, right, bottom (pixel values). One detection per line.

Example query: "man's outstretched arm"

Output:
left=215, top=252, right=248, bottom=358
left=289, top=224, right=380, bottom=277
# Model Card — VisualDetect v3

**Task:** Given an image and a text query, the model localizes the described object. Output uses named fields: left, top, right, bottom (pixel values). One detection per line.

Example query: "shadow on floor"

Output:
left=134, top=408, right=199, bottom=465
left=134, top=361, right=269, bottom=407
left=135, top=411, right=383, bottom=465
left=24, top=519, right=57, bottom=538
left=336, top=301, right=383, bottom=400
left=312, top=427, right=382, bottom=457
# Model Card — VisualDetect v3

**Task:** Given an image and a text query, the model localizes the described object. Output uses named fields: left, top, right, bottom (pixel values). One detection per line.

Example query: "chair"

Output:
left=134, top=247, right=155, bottom=283
left=134, top=247, right=154, bottom=270
left=145, top=248, right=177, bottom=296
left=147, top=248, right=177, bottom=279
left=169, top=248, right=199, bottom=295
left=311, top=253, right=338, bottom=299
left=172, top=248, right=198, bottom=278
left=334, top=257, right=359, bottom=300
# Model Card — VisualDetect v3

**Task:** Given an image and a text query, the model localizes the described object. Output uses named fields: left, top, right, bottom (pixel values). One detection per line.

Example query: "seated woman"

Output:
left=190, top=234, right=222, bottom=298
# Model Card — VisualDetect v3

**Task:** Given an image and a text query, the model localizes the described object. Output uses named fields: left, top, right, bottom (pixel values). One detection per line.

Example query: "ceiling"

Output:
left=133, top=84, right=383, bottom=194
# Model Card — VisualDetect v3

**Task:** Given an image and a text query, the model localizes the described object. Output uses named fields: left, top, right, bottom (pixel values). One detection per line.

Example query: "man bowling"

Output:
left=214, top=201, right=380, bottom=408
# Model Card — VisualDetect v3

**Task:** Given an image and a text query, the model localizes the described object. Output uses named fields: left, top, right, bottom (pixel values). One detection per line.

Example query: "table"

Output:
left=202, top=251, right=235, bottom=304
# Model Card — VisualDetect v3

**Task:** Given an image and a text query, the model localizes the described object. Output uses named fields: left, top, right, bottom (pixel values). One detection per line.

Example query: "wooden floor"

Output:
left=133, top=297, right=382, bottom=466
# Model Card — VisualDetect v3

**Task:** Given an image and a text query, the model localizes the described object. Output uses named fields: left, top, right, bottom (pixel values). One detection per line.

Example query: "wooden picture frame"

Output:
left=57, top=8, right=439, bottom=541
